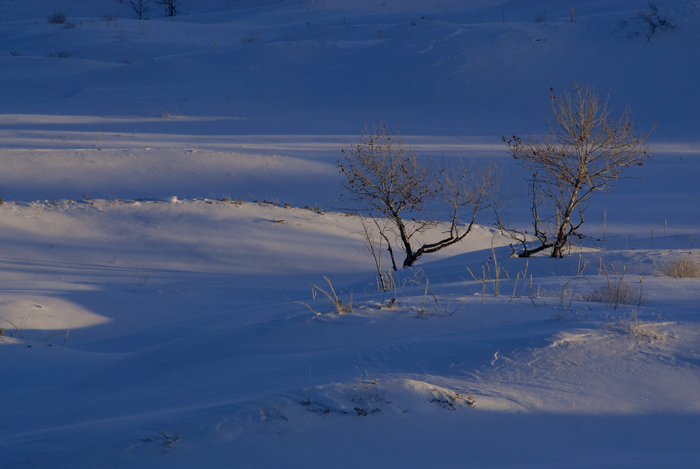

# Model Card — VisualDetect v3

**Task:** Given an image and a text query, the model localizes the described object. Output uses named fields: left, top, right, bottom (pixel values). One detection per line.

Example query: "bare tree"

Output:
left=495, top=174, right=554, bottom=258
left=502, top=85, right=652, bottom=258
left=339, top=124, right=498, bottom=268
left=155, top=0, right=183, bottom=17
left=118, top=0, right=152, bottom=20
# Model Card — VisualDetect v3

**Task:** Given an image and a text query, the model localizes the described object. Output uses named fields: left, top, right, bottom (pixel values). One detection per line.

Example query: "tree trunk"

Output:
left=551, top=190, right=580, bottom=257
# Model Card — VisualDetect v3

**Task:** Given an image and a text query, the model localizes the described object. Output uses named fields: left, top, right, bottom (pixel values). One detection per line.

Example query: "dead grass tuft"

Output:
left=656, top=255, right=700, bottom=278
left=585, top=281, right=642, bottom=306
left=603, top=310, right=668, bottom=342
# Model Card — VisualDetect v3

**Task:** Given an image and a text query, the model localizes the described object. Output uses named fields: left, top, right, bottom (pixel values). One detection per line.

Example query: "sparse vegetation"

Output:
left=428, top=386, right=475, bottom=410
left=357, top=215, right=403, bottom=293
left=131, top=263, right=152, bottom=286
left=304, top=204, right=325, bottom=214
left=159, top=108, right=183, bottom=119
left=296, top=277, right=352, bottom=316
left=312, top=277, right=352, bottom=314
left=415, top=278, right=439, bottom=317
left=657, top=255, right=700, bottom=278
left=550, top=310, right=587, bottom=322
left=141, top=431, right=180, bottom=452
left=638, top=1, right=676, bottom=41
left=241, top=31, right=259, bottom=44
left=47, top=11, right=67, bottom=24
left=44, top=328, right=70, bottom=346
left=46, top=52, right=72, bottom=59
left=585, top=262, right=645, bottom=308
left=558, top=254, right=590, bottom=307
left=10, top=50, right=24, bottom=57
left=6, top=316, right=29, bottom=339
left=603, top=310, right=667, bottom=342
left=586, top=281, right=640, bottom=306
left=466, top=244, right=509, bottom=301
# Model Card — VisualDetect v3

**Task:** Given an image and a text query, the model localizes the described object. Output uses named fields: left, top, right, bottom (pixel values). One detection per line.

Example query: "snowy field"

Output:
left=0, top=1, right=699, bottom=467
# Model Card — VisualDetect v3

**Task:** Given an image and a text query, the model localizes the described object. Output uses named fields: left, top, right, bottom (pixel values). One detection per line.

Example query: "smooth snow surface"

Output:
left=1, top=1, right=699, bottom=467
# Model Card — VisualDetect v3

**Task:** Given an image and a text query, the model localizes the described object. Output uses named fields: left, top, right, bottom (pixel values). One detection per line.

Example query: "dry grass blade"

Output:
left=295, top=301, right=321, bottom=316
left=6, top=316, right=29, bottom=339
left=310, top=277, right=352, bottom=314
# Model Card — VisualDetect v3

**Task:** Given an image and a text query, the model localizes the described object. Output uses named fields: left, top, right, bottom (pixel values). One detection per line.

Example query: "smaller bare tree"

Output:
left=118, top=0, right=152, bottom=20
left=155, top=0, right=183, bottom=17
left=340, top=124, right=498, bottom=268
left=502, top=85, right=652, bottom=258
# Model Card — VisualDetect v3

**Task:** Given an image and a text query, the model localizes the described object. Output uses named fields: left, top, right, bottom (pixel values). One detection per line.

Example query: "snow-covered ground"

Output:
left=1, top=1, right=698, bottom=467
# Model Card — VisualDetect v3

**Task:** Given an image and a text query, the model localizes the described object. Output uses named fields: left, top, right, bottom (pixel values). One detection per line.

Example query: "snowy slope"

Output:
left=0, top=0, right=697, bottom=138
left=0, top=1, right=699, bottom=468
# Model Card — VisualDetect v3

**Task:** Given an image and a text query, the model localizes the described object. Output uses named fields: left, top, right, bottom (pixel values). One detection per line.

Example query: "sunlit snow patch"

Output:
left=0, top=297, right=111, bottom=335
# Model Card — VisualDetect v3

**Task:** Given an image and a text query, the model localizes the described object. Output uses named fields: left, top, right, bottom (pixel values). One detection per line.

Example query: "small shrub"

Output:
left=140, top=431, right=179, bottom=452
left=534, top=12, right=547, bottom=22
left=64, top=21, right=77, bottom=29
left=131, top=264, right=152, bottom=286
left=657, top=255, right=700, bottom=278
left=102, top=13, right=119, bottom=21
left=241, top=32, right=259, bottom=44
left=603, top=310, right=667, bottom=342
left=10, top=50, right=23, bottom=57
left=637, top=1, right=676, bottom=41
left=48, top=11, right=67, bottom=24
left=118, top=58, right=132, bottom=64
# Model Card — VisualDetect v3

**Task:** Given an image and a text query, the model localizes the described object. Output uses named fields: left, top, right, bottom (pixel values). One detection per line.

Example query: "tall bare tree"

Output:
left=502, top=85, right=652, bottom=257
left=118, top=0, right=152, bottom=20
left=155, top=0, right=183, bottom=17
left=339, top=124, right=498, bottom=268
